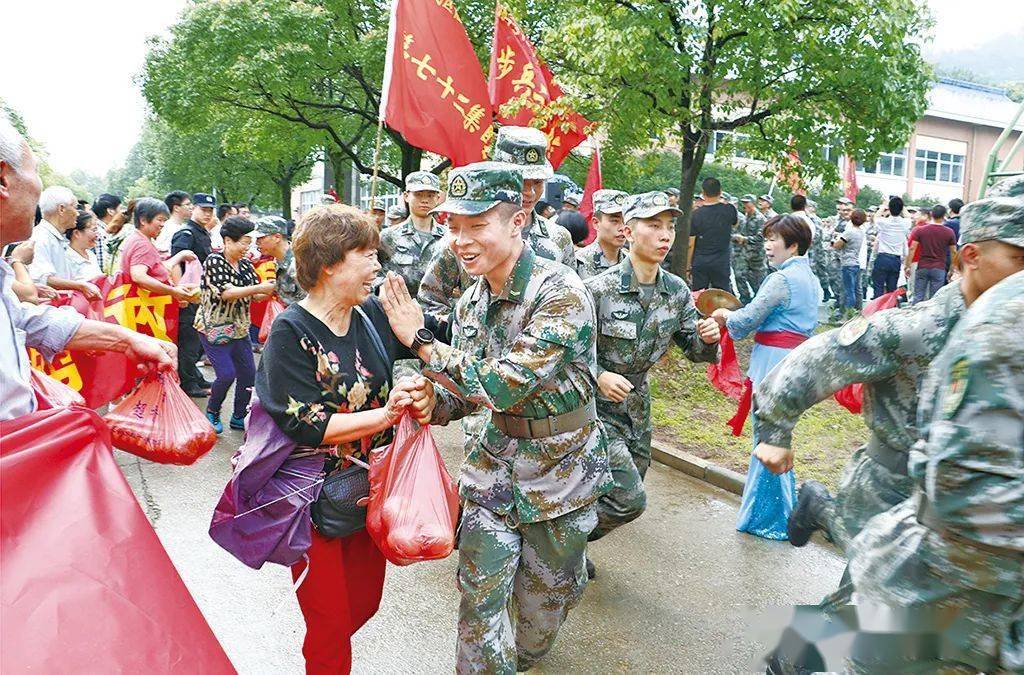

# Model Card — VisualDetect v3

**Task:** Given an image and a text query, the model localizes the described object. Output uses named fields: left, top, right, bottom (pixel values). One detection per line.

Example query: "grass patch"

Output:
left=649, top=340, right=867, bottom=492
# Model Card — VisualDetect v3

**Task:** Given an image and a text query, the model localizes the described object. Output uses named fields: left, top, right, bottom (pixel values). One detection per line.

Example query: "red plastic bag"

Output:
left=104, top=372, right=218, bottom=465
left=30, top=368, right=86, bottom=410
left=258, top=298, right=285, bottom=343
left=366, top=414, right=459, bottom=565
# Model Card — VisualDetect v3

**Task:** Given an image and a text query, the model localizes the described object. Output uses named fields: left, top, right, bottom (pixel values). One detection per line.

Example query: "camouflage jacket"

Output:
left=574, top=240, right=625, bottom=280
left=850, top=272, right=1024, bottom=605
left=734, top=211, right=767, bottom=268
left=378, top=218, right=447, bottom=297
left=426, top=246, right=613, bottom=523
left=417, top=213, right=574, bottom=323
left=585, top=257, right=720, bottom=441
left=754, top=282, right=967, bottom=459
left=276, top=249, right=306, bottom=306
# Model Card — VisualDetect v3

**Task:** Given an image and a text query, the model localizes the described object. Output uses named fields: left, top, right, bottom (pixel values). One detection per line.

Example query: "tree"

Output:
left=142, top=0, right=494, bottom=188
left=542, top=0, right=932, bottom=275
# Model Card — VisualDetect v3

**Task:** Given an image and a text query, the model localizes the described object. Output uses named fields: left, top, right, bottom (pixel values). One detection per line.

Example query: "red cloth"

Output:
left=579, top=148, right=602, bottom=245
left=707, top=329, right=744, bottom=401
left=833, top=288, right=906, bottom=414
left=908, top=223, right=956, bottom=269
left=726, top=331, right=809, bottom=436
left=119, top=231, right=170, bottom=282
left=249, top=256, right=278, bottom=327
left=380, top=0, right=494, bottom=167
left=488, top=3, right=592, bottom=169
left=843, top=155, right=859, bottom=203
left=0, top=407, right=233, bottom=673
left=290, top=529, right=386, bottom=675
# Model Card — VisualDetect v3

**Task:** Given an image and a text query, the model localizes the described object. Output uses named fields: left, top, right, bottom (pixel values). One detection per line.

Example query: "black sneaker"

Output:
left=787, top=480, right=831, bottom=547
left=585, top=557, right=596, bottom=580
left=185, top=388, right=211, bottom=398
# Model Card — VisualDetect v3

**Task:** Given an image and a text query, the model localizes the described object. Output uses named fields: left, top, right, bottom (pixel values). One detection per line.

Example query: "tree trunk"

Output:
left=401, top=145, right=423, bottom=183
left=670, top=126, right=710, bottom=279
left=279, top=177, right=293, bottom=221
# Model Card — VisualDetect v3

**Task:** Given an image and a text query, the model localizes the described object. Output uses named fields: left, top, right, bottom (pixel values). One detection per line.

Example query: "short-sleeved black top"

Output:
left=691, top=202, right=738, bottom=265
left=255, top=297, right=418, bottom=472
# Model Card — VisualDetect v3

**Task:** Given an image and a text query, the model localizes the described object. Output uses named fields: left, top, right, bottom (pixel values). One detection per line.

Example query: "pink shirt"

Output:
left=120, top=231, right=170, bottom=283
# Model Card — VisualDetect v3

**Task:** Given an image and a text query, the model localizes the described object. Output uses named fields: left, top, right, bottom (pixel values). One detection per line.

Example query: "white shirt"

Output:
left=156, top=218, right=187, bottom=254
left=874, top=216, right=911, bottom=257
left=65, top=248, right=102, bottom=281
left=0, top=259, right=84, bottom=420
left=28, top=220, right=74, bottom=284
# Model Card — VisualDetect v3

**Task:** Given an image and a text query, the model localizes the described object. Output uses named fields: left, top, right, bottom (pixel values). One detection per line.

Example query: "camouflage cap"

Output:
left=959, top=175, right=1024, bottom=248
left=593, top=189, right=628, bottom=215
left=369, top=201, right=385, bottom=212
left=836, top=197, right=854, bottom=206
left=562, top=192, right=581, bottom=207
left=758, top=194, right=773, bottom=203
left=254, top=215, right=288, bottom=239
left=386, top=205, right=407, bottom=220
left=722, top=191, right=735, bottom=203
left=492, top=126, right=553, bottom=180
left=404, top=170, right=441, bottom=193
left=431, top=161, right=523, bottom=216
left=739, top=194, right=756, bottom=203
left=664, top=187, right=681, bottom=197
left=623, top=191, right=682, bottom=222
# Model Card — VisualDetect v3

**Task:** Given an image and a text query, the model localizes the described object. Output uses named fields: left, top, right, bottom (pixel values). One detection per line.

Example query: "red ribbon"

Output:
left=832, top=289, right=906, bottom=414
left=726, top=330, right=809, bottom=436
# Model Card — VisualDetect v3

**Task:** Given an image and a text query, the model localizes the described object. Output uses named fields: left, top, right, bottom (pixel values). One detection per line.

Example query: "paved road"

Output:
left=119, top=401, right=843, bottom=674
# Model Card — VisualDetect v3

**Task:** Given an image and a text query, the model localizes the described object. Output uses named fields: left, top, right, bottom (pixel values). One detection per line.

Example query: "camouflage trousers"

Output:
left=812, top=256, right=840, bottom=300
left=734, top=262, right=766, bottom=305
left=589, top=429, right=647, bottom=541
left=456, top=501, right=597, bottom=674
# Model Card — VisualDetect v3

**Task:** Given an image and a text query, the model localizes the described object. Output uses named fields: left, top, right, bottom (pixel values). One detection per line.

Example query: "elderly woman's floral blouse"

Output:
left=255, top=297, right=419, bottom=473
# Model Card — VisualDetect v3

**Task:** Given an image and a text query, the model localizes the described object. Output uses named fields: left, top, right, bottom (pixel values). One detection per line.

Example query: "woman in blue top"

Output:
left=712, top=215, right=821, bottom=540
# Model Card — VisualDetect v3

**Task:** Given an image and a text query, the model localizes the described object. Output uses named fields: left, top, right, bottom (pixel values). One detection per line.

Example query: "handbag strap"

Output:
left=354, top=305, right=389, bottom=366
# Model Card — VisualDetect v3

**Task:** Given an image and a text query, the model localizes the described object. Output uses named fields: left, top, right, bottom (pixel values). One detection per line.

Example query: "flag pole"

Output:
left=369, top=119, right=384, bottom=208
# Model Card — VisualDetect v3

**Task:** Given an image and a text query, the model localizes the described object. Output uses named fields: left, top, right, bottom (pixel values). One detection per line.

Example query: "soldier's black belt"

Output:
left=492, top=399, right=597, bottom=439
left=865, top=437, right=909, bottom=476
left=915, top=494, right=1024, bottom=560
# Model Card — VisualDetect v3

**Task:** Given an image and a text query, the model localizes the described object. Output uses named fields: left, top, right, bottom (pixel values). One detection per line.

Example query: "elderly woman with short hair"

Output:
left=119, top=197, right=197, bottom=299
left=255, top=204, right=435, bottom=675
left=195, top=216, right=275, bottom=433
left=65, top=210, right=103, bottom=281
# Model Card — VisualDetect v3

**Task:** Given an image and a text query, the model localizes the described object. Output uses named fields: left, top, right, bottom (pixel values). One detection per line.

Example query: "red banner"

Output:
left=380, top=0, right=495, bottom=167
left=29, top=273, right=180, bottom=408
left=249, top=255, right=278, bottom=328
left=0, top=407, right=233, bottom=673
left=843, top=155, right=860, bottom=204
left=488, top=3, right=593, bottom=168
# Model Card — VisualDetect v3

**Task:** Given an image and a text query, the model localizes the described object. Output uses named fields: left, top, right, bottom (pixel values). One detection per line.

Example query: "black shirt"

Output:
left=255, top=297, right=431, bottom=471
left=171, top=220, right=213, bottom=263
left=691, top=202, right=737, bottom=264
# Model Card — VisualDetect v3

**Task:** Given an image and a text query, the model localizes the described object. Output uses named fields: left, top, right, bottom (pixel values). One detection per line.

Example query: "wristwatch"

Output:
left=411, top=327, right=434, bottom=352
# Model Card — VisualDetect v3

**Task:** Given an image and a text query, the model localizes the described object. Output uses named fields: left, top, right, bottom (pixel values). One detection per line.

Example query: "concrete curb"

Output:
left=651, top=440, right=746, bottom=496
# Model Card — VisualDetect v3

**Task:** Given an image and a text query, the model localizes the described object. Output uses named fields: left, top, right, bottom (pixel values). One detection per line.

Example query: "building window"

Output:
left=709, top=131, right=749, bottom=158
left=858, top=149, right=907, bottom=177
left=914, top=149, right=964, bottom=184
left=300, top=190, right=320, bottom=214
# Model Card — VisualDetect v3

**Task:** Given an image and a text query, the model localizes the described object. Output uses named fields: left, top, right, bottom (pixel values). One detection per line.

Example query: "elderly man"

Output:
left=91, top=192, right=123, bottom=271
left=29, top=186, right=101, bottom=300
left=0, top=115, right=175, bottom=422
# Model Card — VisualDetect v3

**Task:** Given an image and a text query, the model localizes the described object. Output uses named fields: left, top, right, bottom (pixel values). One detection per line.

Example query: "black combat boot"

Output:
left=787, top=480, right=831, bottom=547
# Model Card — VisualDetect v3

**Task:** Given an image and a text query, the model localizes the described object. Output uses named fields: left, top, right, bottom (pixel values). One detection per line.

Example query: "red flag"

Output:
left=1, top=407, right=233, bottom=673
left=380, top=0, right=495, bottom=166
left=777, top=141, right=804, bottom=195
left=249, top=255, right=278, bottom=328
left=579, top=147, right=603, bottom=244
left=488, top=3, right=593, bottom=168
left=833, top=289, right=905, bottom=414
left=844, top=155, right=860, bottom=204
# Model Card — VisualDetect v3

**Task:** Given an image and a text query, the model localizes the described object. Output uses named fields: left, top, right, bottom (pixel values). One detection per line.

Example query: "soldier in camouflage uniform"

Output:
left=732, top=194, right=767, bottom=304
left=417, top=126, right=575, bottom=325
left=574, top=189, right=628, bottom=279
left=379, top=162, right=612, bottom=674
left=586, top=191, right=721, bottom=542
left=254, top=216, right=306, bottom=306
left=377, top=170, right=446, bottom=298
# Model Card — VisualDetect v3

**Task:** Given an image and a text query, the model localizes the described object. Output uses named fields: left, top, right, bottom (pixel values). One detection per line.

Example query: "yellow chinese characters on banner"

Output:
left=29, top=349, right=84, bottom=392
left=103, top=283, right=175, bottom=342
left=254, top=258, right=277, bottom=284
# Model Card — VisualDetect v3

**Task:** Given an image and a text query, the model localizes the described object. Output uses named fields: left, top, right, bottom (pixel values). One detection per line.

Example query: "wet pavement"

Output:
left=119, top=404, right=843, bottom=674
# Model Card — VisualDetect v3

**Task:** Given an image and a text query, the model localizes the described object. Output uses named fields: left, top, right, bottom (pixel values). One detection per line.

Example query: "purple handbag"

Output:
left=209, top=398, right=326, bottom=569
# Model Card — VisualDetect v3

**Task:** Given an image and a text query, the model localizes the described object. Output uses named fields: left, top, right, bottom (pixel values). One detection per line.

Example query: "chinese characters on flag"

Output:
left=488, top=3, right=594, bottom=169
left=843, top=155, right=860, bottom=203
left=28, top=272, right=180, bottom=408
left=380, top=0, right=495, bottom=166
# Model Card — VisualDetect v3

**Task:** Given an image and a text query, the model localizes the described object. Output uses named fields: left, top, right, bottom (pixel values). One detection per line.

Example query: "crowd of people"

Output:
left=3, top=108, right=1022, bottom=675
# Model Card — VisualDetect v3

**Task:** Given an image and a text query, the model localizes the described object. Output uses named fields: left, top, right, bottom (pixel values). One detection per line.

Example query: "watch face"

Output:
left=416, top=328, right=434, bottom=343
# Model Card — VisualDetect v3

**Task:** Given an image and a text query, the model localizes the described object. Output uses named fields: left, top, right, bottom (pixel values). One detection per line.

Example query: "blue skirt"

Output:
left=736, top=344, right=797, bottom=540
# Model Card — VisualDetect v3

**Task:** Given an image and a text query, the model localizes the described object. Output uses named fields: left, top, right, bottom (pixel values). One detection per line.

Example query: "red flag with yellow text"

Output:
left=249, top=255, right=278, bottom=328
left=579, top=147, right=602, bottom=245
left=380, top=0, right=495, bottom=166
left=488, top=3, right=593, bottom=169
left=29, top=273, right=180, bottom=408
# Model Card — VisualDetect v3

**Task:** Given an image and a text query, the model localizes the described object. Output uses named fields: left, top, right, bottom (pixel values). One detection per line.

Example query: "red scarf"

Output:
left=726, top=331, right=809, bottom=436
